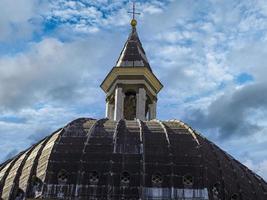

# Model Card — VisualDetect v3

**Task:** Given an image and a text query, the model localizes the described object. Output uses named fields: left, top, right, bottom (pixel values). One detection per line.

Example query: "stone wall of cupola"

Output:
left=105, top=84, right=157, bottom=121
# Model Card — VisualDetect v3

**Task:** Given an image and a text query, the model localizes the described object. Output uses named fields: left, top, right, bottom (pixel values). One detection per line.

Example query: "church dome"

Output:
left=1, top=4, right=267, bottom=200
left=0, top=118, right=266, bottom=199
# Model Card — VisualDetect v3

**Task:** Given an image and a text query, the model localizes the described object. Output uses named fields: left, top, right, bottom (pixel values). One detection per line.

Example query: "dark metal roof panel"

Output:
left=116, top=27, right=152, bottom=71
left=0, top=118, right=266, bottom=200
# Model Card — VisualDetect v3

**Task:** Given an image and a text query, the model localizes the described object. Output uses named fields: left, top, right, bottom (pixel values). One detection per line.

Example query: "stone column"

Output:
left=148, top=101, right=157, bottom=120
left=136, top=88, right=147, bottom=121
left=105, top=101, right=110, bottom=118
left=105, top=102, right=114, bottom=120
left=114, top=87, right=125, bottom=121
left=110, top=104, right=114, bottom=120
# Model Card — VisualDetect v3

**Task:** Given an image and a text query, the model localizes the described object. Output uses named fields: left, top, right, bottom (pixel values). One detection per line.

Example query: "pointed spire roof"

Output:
left=116, top=25, right=152, bottom=71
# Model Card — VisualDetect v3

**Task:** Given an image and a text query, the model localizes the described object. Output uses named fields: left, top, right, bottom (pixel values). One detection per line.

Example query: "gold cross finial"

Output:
left=128, top=1, right=140, bottom=27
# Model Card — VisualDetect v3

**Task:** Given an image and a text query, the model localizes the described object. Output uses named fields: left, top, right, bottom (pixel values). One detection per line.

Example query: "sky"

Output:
left=0, top=0, right=267, bottom=180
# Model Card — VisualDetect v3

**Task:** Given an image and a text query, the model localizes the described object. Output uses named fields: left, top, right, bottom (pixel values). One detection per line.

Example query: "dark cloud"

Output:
left=185, top=82, right=267, bottom=139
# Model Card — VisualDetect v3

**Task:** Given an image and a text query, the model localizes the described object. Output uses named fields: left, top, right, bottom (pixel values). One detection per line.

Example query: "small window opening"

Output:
left=183, top=174, right=194, bottom=186
left=124, top=91, right=136, bottom=120
left=15, top=189, right=24, bottom=200
left=89, top=171, right=99, bottom=185
left=212, top=183, right=220, bottom=200
left=121, top=171, right=130, bottom=185
left=57, top=169, right=68, bottom=184
left=231, top=194, right=239, bottom=200
left=31, top=176, right=43, bottom=197
left=152, top=172, right=163, bottom=185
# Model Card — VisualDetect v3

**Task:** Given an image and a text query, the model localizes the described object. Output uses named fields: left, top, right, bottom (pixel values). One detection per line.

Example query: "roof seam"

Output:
left=107, top=119, right=124, bottom=199
left=154, top=119, right=170, bottom=145
left=0, top=160, right=11, bottom=172
left=0, top=150, right=27, bottom=197
left=25, top=131, right=58, bottom=197
left=155, top=120, right=175, bottom=189
left=172, top=119, right=200, bottom=145
left=194, top=134, right=208, bottom=191
left=8, top=141, right=42, bottom=199
left=113, top=119, right=124, bottom=153
left=137, top=119, right=145, bottom=199
left=75, top=119, right=102, bottom=189
left=42, top=128, right=65, bottom=185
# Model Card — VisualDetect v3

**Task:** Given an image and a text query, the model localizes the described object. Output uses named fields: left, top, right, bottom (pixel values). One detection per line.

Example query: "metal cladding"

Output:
left=0, top=118, right=266, bottom=200
left=116, top=27, right=152, bottom=71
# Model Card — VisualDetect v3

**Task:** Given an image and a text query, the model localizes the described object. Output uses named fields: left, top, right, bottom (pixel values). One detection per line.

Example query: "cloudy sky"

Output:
left=0, top=0, right=267, bottom=180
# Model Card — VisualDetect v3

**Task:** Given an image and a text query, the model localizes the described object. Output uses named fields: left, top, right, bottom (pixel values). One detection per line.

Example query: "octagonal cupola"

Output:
left=100, top=18, right=163, bottom=121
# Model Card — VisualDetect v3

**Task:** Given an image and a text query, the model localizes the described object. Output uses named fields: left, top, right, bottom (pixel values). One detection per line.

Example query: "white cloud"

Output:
left=0, top=0, right=267, bottom=183
left=0, top=0, right=45, bottom=41
left=0, top=33, right=120, bottom=111
left=43, top=0, right=169, bottom=35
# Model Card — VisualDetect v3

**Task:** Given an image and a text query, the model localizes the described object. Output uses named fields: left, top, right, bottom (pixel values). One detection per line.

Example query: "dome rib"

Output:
left=107, top=119, right=122, bottom=199
left=159, top=121, right=175, bottom=193
left=112, top=119, right=123, bottom=153
left=36, top=129, right=63, bottom=189
left=170, top=119, right=206, bottom=191
left=107, top=119, right=144, bottom=198
left=0, top=161, right=9, bottom=172
left=116, top=120, right=131, bottom=197
left=44, top=118, right=96, bottom=197
left=142, top=121, right=170, bottom=187
left=155, top=120, right=171, bottom=145
left=171, top=121, right=204, bottom=189
left=8, top=141, right=41, bottom=200
left=1, top=148, right=33, bottom=199
left=179, top=120, right=207, bottom=189
left=0, top=152, right=26, bottom=197
left=76, top=119, right=115, bottom=197
left=192, top=133, right=210, bottom=191
left=137, top=119, right=145, bottom=199
left=76, top=118, right=101, bottom=186
left=157, top=120, right=175, bottom=192
left=24, top=132, right=57, bottom=197
left=174, top=119, right=200, bottom=145
left=1, top=118, right=267, bottom=199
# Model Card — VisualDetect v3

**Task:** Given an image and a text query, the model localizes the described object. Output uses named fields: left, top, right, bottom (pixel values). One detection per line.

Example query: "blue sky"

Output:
left=0, top=0, right=267, bottom=180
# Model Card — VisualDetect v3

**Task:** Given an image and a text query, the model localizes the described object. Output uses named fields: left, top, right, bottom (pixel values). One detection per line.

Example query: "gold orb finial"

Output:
left=131, top=19, right=137, bottom=27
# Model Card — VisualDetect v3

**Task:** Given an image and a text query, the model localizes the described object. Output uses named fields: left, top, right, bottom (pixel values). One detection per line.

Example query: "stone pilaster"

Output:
left=114, top=87, right=125, bottom=121
left=110, top=104, right=114, bottom=119
left=136, top=88, right=147, bottom=120
left=105, top=102, right=114, bottom=119
left=148, top=101, right=157, bottom=120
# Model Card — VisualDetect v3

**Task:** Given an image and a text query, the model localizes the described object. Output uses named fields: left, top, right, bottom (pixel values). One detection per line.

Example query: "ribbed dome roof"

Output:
left=0, top=118, right=266, bottom=200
